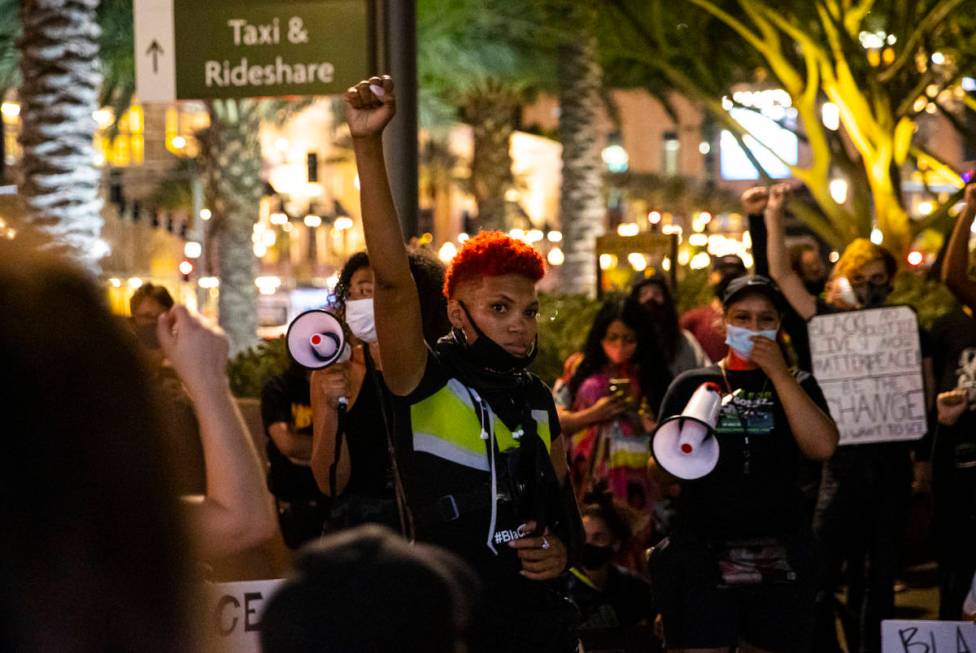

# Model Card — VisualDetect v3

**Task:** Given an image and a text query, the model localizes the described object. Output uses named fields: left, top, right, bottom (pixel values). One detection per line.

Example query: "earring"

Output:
left=452, top=326, right=468, bottom=345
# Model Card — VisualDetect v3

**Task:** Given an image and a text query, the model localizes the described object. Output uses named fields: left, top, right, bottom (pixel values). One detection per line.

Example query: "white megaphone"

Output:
left=285, top=309, right=352, bottom=370
left=651, top=382, right=724, bottom=480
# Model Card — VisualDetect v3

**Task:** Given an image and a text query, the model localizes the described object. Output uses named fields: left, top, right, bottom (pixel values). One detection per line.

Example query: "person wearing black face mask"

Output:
left=345, top=75, right=583, bottom=653
left=562, top=485, right=658, bottom=652
left=765, top=184, right=936, bottom=653
left=630, top=276, right=710, bottom=378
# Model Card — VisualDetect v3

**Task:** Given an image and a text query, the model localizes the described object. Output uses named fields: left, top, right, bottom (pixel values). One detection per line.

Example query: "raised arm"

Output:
left=157, top=307, right=275, bottom=558
left=742, top=186, right=770, bottom=277
left=765, top=184, right=817, bottom=320
left=345, top=76, right=427, bottom=396
left=941, top=184, right=976, bottom=311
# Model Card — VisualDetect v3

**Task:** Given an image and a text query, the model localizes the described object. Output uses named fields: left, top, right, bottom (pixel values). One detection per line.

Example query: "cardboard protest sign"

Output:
left=208, top=578, right=285, bottom=653
left=882, top=620, right=976, bottom=652
left=809, top=306, right=926, bottom=446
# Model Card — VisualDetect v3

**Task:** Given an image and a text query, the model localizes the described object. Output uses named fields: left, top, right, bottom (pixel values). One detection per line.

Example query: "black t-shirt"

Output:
left=658, top=365, right=830, bottom=539
left=564, top=565, right=654, bottom=631
left=930, top=308, right=976, bottom=478
left=392, top=348, right=564, bottom=586
left=261, top=372, right=321, bottom=502
left=342, top=366, right=395, bottom=499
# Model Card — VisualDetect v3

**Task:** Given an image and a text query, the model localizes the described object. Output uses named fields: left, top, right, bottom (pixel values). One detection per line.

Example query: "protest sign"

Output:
left=208, top=578, right=285, bottom=653
left=882, top=620, right=976, bottom=652
left=809, top=306, right=926, bottom=446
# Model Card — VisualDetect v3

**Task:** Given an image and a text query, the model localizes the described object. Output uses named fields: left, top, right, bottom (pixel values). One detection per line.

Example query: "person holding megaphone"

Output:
left=649, top=275, right=838, bottom=653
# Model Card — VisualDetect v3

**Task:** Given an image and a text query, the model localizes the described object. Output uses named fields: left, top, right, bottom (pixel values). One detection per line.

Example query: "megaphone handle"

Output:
left=329, top=399, right=349, bottom=495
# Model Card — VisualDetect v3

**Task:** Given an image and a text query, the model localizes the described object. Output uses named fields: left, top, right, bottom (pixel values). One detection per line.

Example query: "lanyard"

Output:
left=717, top=361, right=770, bottom=475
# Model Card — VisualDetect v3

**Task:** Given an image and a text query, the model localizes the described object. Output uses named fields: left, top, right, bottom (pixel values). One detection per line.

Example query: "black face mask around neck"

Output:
left=580, top=543, right=614, bottom=569
left=454, top=300, right=537, bottom=373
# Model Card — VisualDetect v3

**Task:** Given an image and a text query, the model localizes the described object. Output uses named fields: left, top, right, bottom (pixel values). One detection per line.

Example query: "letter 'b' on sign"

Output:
left=134, top=0, right=373, bottom=102
left=881, top=620, right=976, bottom=652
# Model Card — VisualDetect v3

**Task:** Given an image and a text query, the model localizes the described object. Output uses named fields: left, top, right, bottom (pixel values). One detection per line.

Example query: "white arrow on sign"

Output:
left=134, top=0, right=176, bottom=102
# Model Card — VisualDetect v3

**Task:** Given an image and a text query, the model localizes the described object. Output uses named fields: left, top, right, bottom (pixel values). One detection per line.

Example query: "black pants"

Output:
left=651, top=532, right=815, bottom=652
left=812, top=444, right=912, bottom=653
left=468, top=580, right=580, bottom=653
left=933, top=461, right=976, bottom=620
left=276, top=497, right=330, bottom=549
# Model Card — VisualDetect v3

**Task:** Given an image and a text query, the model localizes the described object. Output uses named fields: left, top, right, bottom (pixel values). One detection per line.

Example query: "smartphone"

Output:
left=608, top=377, right=631, bottom=400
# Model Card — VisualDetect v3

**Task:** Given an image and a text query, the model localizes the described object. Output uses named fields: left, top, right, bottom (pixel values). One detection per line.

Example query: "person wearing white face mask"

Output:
left=764, top=185, right=938, bottom=653
left=310, top=251, right=450, bottom=532
left=649, top=275, right=838, bottom=653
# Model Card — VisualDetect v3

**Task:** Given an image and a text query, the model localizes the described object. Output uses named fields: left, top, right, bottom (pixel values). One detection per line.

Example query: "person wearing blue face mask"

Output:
left=649, top=275, right=838, bottom=653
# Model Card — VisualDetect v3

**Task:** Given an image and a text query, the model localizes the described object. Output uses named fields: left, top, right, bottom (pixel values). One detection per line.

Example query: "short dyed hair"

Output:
left=832, top=238, right=897, bottom=282
left=442, top=231, right=545, bottom=298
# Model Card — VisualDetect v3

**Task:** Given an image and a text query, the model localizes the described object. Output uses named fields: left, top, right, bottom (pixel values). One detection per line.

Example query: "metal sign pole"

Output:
left=379, top=0, right=418, bottom=239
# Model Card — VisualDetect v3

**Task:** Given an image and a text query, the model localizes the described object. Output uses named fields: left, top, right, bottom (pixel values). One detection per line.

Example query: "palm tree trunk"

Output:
left=557, top=5, right=605, bottom=297
left=463, top=80, right=517, bottom=233
left=200, top=99, right=263, bottom=355
left=17, top=0, right=103, bottom=274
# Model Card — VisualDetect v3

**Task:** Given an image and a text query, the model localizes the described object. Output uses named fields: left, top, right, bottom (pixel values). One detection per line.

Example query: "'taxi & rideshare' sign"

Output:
left=134, top=0, right=372, bottom=101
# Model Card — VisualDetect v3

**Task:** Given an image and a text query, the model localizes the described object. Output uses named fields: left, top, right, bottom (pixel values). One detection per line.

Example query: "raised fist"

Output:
left=344, top=75, right=396, bottom=139
left=741, top=186, right=769, bottom=215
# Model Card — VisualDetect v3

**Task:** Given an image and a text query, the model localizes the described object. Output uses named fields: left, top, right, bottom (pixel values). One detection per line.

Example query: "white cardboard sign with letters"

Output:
left=809, top=306, right=926, bottom=446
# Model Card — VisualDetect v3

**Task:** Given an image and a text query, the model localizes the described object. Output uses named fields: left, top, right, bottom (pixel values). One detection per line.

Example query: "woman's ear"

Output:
left=447, top=299, right=465, bottom=330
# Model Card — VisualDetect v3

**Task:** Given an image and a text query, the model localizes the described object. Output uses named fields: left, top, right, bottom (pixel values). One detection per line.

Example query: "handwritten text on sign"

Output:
left=881, top=620, right=976, bottom=652
left=809, top=307, right=926, bottom=446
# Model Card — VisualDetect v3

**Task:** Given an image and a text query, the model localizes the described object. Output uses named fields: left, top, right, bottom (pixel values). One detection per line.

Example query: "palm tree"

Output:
left=17, top=0, right=104, bottom=274
left=418, top=0, right=556, bottom=232
left=197, top=99, right=264, bottom=354
left=1, top=0, right=315, bottom=352
left=556, top=3, right=605, bottom=296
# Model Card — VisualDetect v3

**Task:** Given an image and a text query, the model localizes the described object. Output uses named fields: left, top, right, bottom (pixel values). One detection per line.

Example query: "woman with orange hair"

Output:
left=343, top=75, right=583, bottom=652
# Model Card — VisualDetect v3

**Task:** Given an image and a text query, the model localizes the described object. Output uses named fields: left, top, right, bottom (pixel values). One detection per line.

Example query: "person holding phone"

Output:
left=556, top=297, right=671, bottom=569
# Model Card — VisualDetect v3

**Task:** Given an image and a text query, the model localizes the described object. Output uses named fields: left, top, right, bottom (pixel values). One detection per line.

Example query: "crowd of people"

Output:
left=4, top=72, right=976, bottom=653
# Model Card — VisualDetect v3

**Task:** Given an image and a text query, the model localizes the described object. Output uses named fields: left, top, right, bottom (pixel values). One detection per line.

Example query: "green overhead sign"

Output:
left=135, top=0, right=373, bottom=102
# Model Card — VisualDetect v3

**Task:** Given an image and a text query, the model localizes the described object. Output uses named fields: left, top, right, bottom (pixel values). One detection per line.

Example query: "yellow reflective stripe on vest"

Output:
left=410, top=377, right=552, bottom=469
